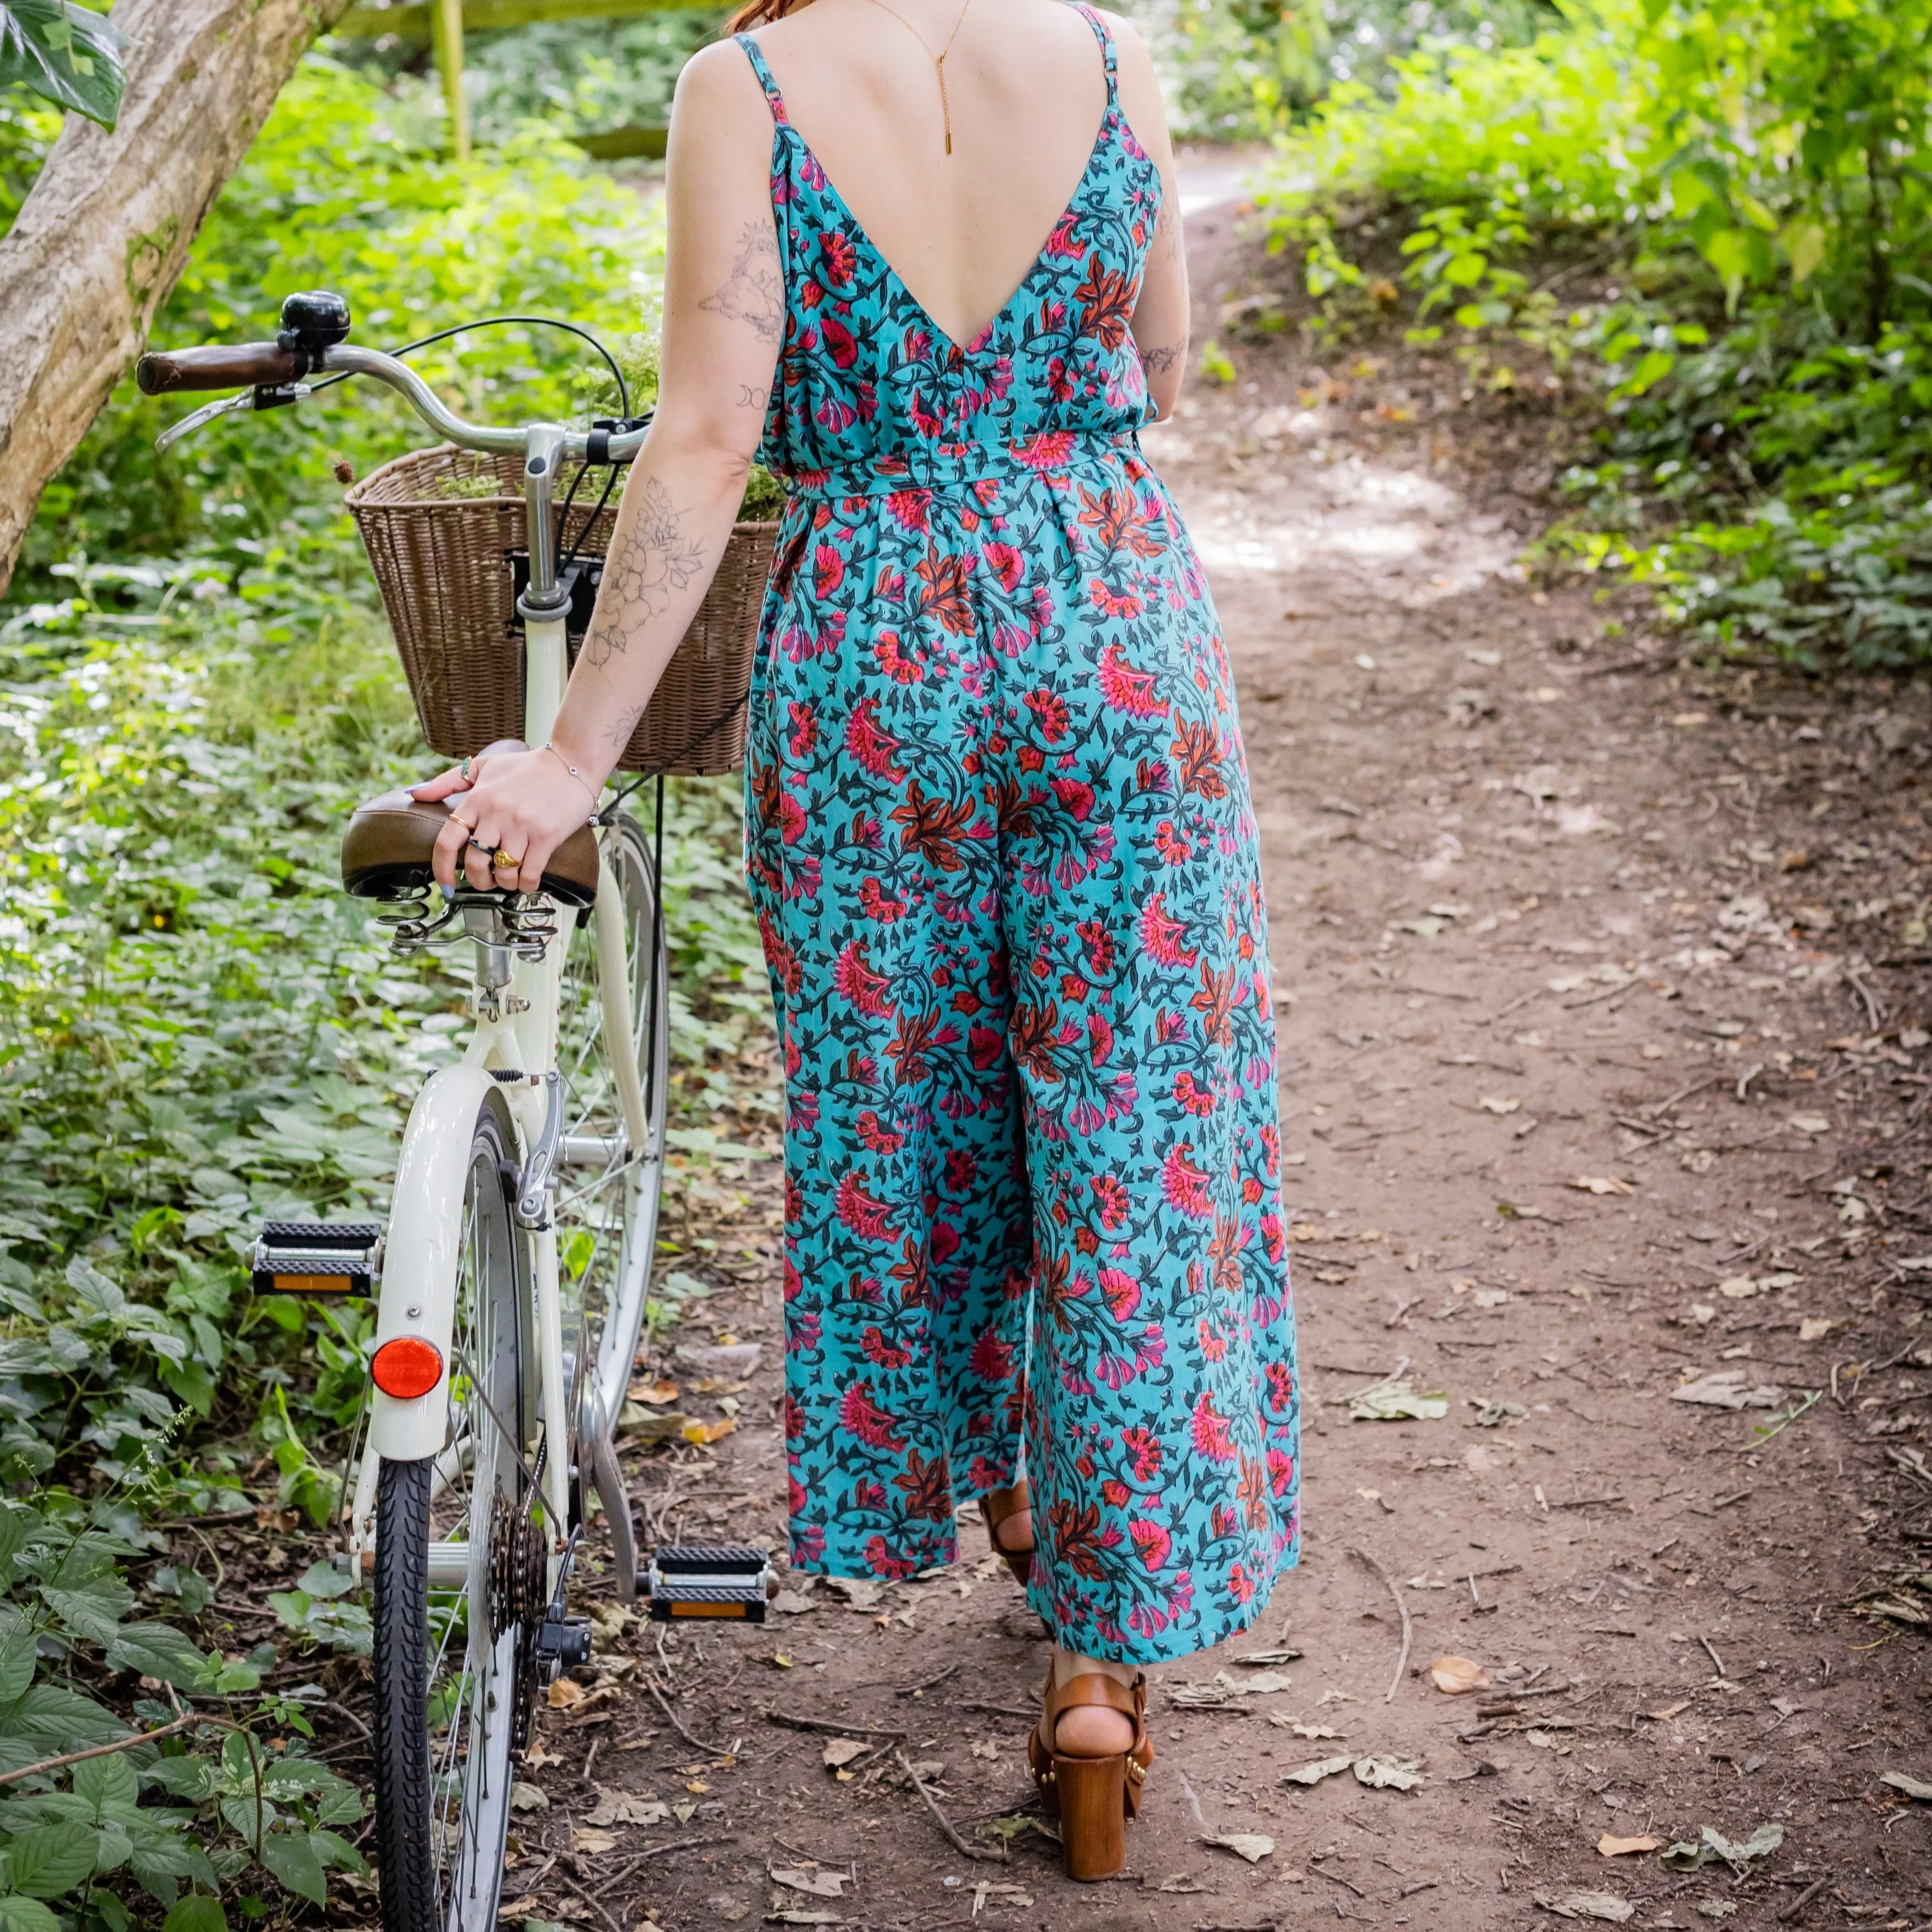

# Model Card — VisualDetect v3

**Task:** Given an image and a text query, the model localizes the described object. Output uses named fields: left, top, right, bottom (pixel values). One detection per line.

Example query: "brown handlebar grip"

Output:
left=136, top=342, right=300, bottom=396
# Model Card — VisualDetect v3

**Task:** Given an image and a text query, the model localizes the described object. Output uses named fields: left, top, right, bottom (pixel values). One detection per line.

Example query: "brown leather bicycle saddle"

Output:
left=341, top=739, right=601, bottom=906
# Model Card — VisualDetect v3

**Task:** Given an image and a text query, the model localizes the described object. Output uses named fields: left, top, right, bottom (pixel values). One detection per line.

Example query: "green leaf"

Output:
left=0, top=0, right=128, bottom=129
left=0, top=1686, right=129, bottom=1766
left=0, top=1621, right=34, bottom=1709
left=40, top=1577, right=134, bottom=1645
left=0, top=1897, right=61, bottom=1932
left=257, top=1830, right=326, bottom=1905
left=8, top=1822, right=100, bottom=1898
left=161, top=1894, right=227, bottom=1932
left=106, top=1622, right=208, bottom=1687
left=292, top=1561, right=354, bottom=1602
left=71, top=1751, right=138, bottom=1814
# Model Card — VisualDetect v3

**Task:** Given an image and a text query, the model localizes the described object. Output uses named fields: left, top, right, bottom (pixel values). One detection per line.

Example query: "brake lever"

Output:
left=155, top=383, right=314, bottom=455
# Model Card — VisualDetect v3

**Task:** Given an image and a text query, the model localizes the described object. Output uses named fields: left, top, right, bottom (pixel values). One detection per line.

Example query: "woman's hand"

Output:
left=410, top=746, right=598, bottom=894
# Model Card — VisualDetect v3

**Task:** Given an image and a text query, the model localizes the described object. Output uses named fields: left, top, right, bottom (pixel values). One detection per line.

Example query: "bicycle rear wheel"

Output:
left=552, top=808, right=670, bottom=1444
left=373, top=1101, right=538, bottom=1932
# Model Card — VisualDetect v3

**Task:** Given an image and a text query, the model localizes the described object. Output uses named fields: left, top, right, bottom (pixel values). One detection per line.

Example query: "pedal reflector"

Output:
left=645, top=1545, right=772, bottom=1623
left=251, top=1221, right=380, bottom=1298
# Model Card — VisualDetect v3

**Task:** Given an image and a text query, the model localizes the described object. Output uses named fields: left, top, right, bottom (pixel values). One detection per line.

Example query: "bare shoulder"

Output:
left=671, top=36, right=768, bottom=121
left=1091, top=7, right=1177, bottom=161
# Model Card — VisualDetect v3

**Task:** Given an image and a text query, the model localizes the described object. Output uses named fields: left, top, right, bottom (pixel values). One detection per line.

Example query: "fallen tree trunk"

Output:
left=0, top=0, right=350, bottom=595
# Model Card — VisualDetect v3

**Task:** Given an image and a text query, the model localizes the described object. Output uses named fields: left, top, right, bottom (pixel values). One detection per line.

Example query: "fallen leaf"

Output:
left=1283, top=1754, right=1355, bottom=1786
left=821, top=1738, right=869, bottom=1769
left=1645, top=1700, right=1692, bottom=1722
left=573, top=1828, right=619, bottom=1856
left=1479, top=1096, right=1522, bottom=1115
left=1695, top=1903, right=1737, bottom=1921
left=823, top=1578, right=882, bottom=1609
left=628, top=1378, right=679, bottom=1405
left=681, top=1415, right=736, bottom=1446
left=971, top=1739, right=1001, bottom=1761
left=1241, top=1670, right=1294, bottom=1694
left=1670, top=1371, right=1784, bottom=1410
left=686, top=1778, right=709, bottom=1795
left=1534, top=1890, right=1634, bottom=1923
left=1569, top=1176, right=1636, bottom=1196
left=1429, top=1656, right=1492, bottom=1695
left=769, top=1868, right=849, bottom=1899
left=1353, top=1755, right=1424, bottom=1790
left=1798, top=1318, right=1833, bottom=1342
left=772, top=1653, right=794, bottom=1669
left=1349, top=1380, right=1449, bottom=1422
left=1789, top=1116, right=1831, bottom=1135
left=1201, top=1833, right=1275, bottom=1863
left=1660, top=1822, right=1783, bottom=1870
left=771, top=1590, right=818, bottom=1616
left=547, top=1677, right=584, bottom=1710
left=584, top=1786, right=670, bottom=1828
left=1882, top=1771, right=1932, bottom=1802
left=672, top=1801, right=696, bottom=1823
left=1231, top=1649, right=1304, bottom=1665
left=510, top=1780, right=549, bottom=1812
left=1717, top=1276, right=1759, bottom=1299
left=1270, top=1717, right=1344, bottom=1739
left=1597, top=1834, right=1657, bottom=1857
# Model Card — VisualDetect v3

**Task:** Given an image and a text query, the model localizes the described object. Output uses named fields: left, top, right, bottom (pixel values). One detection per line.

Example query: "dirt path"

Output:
left=509, top=185, right=1932, bottom=1932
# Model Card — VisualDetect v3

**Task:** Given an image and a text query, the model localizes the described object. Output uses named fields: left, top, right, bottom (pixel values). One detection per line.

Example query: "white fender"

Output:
left=368, top=1065, right=520, bottom=1462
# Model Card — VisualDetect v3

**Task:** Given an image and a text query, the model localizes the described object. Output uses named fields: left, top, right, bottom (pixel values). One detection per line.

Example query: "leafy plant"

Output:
left=0, top=0, right=129, bottom=128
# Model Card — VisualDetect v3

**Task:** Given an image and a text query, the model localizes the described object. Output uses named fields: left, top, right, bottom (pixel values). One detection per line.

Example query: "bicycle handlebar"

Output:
left=138, top=342, right=301, bottom=395
left=141, top=329, right=651, bottom=464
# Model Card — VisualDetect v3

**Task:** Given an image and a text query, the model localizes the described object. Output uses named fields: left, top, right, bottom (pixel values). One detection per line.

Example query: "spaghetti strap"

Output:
left=734, top=32, right=791, bottom=124
left=1069, top=3, right=1118, bottom=94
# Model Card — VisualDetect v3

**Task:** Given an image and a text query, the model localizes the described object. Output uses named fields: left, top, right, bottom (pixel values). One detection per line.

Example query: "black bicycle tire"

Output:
left=373, top=1104, right=524, bottom=1932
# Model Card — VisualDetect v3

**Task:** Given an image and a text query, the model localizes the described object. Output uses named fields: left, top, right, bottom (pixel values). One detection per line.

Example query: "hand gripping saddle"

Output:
left=339, top=739, right=601, bottom=906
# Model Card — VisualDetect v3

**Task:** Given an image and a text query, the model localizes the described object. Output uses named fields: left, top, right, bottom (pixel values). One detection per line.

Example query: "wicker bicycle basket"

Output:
left=344, top=444, right=778, bottom=776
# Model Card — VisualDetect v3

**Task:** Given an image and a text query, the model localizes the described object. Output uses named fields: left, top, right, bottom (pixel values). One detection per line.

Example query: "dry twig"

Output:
left=1349, top=1547, right=1411, bottom=1703
left=893, top=1747, right=1006, bottom=1863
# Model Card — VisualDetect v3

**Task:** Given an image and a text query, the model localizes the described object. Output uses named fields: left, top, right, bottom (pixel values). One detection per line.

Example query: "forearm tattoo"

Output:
left=582, top=477, right=707, bottom=670
left=1138, top=340, right=1183, bottom=377
left=698, top=221, right=786, bottom=344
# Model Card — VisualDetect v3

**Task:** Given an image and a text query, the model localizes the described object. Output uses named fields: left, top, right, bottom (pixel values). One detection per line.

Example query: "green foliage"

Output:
left=1251, top=0, right=1932, bottom=666
left=0, top=0, right=128, bottom=128
left=1128, top=0, right=1558, bottom=140
left=1, top=33, right=772, bottom=1925
left=0, top=1503, right=364, bottom=1919
left=337, top=12, right=718, bottom=149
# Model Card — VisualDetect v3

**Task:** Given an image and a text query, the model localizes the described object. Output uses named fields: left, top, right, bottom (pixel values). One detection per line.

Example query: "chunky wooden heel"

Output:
left=1049, top=1752, right=1126, bottom=1880
left=979, top=1482, right=1033, bottom=1589
left=1028, top=1667, right=1154, bottom=1881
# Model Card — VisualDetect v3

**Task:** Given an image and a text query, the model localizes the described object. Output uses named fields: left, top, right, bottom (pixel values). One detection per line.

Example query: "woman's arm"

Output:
left=419, top=39, right=783, bottom=892
left=1105, top=9, right=1189, bottom=422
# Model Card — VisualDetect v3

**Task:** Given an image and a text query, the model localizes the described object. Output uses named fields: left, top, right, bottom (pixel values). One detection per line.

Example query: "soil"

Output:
left=307, top=174, right=1932, bottom=1931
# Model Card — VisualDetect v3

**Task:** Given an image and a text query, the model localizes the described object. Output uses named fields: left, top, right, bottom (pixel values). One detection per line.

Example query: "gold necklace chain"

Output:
left=861, top=0, right=976, bottom=155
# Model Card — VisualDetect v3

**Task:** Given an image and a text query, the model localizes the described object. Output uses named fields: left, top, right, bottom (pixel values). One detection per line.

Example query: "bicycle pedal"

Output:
left=644, top=1545, right=772, bottom=1624
left=251, top=1221, right=381, bottom=1298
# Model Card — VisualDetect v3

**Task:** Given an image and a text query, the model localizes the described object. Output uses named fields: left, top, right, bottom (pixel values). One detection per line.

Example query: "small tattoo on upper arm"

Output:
left=1138, top=340, right=1183, bottom=377
left=582, top=476, right=708, bottom=670
left=739, top=383, right=771, bottom=409
left=699, top=221, right=786, bottom=344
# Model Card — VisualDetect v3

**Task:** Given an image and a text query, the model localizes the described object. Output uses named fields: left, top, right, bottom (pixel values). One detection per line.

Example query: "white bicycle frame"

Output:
left=323, top=396, right=658, bottom=1588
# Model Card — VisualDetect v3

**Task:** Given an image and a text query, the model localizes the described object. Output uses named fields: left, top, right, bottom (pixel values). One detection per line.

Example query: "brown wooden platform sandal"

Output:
left=1026, top=1667, right=1154, bottom=1881
left=978, top=1482, right=1033, bottom=1589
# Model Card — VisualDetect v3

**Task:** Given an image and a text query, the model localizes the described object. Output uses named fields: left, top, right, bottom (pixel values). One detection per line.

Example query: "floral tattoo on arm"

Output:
left=698, top=220, right=786, bottom=344
left=581, top=476, right=708, bottom=671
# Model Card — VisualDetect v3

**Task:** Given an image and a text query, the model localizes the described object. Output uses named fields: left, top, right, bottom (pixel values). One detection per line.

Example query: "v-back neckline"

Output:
left=776, top=102, right=1121, bottom=361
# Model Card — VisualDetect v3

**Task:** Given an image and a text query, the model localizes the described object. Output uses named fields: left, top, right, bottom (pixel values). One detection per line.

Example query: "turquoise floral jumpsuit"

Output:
left=738, top=5, right=1300, bottom=1664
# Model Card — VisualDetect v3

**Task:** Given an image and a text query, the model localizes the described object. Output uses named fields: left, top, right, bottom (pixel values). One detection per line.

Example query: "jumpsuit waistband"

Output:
left=778, top=428, right=1144, bottom=501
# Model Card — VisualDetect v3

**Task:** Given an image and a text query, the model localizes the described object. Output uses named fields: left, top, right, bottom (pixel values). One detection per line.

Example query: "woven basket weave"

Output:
left=345, top=444, right=777, bottom=777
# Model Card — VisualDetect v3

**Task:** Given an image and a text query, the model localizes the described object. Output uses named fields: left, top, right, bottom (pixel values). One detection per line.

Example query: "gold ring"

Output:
left=493, top=849, right=522, bottom=871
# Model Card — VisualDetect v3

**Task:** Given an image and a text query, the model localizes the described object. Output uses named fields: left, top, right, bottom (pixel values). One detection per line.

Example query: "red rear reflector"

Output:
left=372, top=1336, right=443, bottom=1400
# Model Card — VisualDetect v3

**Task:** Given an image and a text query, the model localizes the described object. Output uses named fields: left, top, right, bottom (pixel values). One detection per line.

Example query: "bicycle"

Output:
left=137, top=290, right=773, bottom=1932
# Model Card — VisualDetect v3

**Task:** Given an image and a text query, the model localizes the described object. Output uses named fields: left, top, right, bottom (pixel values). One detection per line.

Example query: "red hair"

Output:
left=725, top=0, right=814, bottom=26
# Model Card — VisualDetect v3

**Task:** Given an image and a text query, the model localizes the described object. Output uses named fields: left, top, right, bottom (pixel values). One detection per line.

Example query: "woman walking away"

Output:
left=413, top=0, right=1299, bottom=1881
